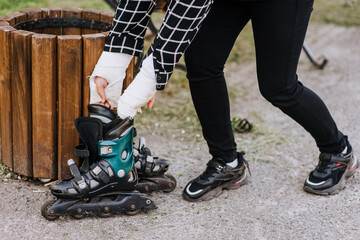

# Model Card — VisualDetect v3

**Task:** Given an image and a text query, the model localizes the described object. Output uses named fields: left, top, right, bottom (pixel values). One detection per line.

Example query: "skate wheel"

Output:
left=162, top=174, right=177, bottom=193
left=98, top=197, right=113, bottom=218
left=125, top=209, right=141, bottom=216
left=39, top=178, right=52, bottom=183
left=98, top=212, right=112, bottom=218
left=41, top=200, right=59, bottom=221
left=142, top=208, right=151, bottom=213
left=71, top=214, right=86, bottom=220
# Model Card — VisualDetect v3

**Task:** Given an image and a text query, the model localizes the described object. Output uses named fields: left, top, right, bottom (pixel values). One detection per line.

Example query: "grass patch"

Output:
left=0, top=0, right=112, bottom=16
left=228, top=23, right=256, bottom=64
left=312, top=0, right=360, bottom=27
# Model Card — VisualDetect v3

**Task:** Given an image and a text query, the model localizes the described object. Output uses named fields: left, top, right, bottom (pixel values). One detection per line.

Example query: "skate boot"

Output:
left=41, top=115, right=156, bottom=220
left=304, top=139, right=358, bottom=195
left=134, top=137, right=176, bottom=193
left=90, top=104, right=176, bottom=193
left=183, top=152, right=250, bottom=202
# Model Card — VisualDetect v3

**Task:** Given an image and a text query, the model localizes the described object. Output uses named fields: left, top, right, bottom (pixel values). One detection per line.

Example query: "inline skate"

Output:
left=41, top=112, right=156, bottom=220
left=134, top=137, right=176, bottom=193
left=89, top=104, right=176, bottom=193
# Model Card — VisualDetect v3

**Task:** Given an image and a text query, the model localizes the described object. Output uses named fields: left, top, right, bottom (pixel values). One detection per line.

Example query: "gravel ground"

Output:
left=0, top=23, right=359, bottom=240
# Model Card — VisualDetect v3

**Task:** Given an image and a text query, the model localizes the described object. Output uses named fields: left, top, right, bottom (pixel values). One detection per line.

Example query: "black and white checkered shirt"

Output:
left=104, top=0, right=213, bottom=90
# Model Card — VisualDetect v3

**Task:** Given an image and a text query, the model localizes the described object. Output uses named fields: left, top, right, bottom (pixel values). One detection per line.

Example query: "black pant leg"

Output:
left=251, top=0, right=345, bottom=153
left=185, top=1, right=250, bottom=161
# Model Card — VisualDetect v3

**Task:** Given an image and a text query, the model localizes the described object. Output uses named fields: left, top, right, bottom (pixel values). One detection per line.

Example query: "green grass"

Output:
left=312, top=0, right=360, bottom=27
left=0, top=0, right=112, bottom=16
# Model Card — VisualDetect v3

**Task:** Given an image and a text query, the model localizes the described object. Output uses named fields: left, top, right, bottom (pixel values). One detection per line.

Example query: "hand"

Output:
left=147, top=94, right=156, bottom=110
left=94, top=76, right=114, bottom=110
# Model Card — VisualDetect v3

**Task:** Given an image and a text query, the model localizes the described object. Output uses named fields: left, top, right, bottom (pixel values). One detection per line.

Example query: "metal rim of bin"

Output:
left=13, top=17, right=111, bottom=32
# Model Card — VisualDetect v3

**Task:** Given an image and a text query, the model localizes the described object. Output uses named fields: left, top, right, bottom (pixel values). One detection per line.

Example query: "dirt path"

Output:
left=0, top=23, right=359, bottom=240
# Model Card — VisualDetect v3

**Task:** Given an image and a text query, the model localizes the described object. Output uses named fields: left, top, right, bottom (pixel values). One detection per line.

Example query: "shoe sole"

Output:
left=303, top=155, right=358, bottom=196
left=345, top=155, right=359, bottom=178
left=182, top=169, right=250, bottom=202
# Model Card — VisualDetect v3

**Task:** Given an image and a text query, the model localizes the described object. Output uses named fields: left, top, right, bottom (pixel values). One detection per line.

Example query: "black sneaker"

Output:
left=183, top=152, right=250, bottom=202
left=304, top=143, right=358, bottom=195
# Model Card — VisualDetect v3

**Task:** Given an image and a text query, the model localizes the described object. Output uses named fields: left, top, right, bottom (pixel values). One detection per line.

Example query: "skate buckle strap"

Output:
left=208, top=160, right=225, bottom=172
left=145, top=155, right=154, bottom=174
left=91, top=163, right=110, bottom=184
left=100, top=146, right=113, bottom=155
left=99, top=127, right=134, bottom=179
left=74, top=144, right=90, bottom=157
left=67, top=159, right=87, bottom=189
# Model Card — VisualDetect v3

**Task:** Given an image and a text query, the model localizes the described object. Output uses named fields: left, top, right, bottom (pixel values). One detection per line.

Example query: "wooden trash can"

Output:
left=0, top=8, right=135, bottom=180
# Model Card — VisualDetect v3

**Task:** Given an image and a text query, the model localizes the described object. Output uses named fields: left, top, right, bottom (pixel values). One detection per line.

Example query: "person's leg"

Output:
left=185, top=0, right=249, bottom=162
left=183, top=0, right=251, bottom=202
left=251, top=0, right=345, bottom=153
left=250, top=0, right=357, bottom=194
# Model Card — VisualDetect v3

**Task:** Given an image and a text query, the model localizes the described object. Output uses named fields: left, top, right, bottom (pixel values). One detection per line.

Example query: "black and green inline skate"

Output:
left=41, top=104, right=175, bottom=220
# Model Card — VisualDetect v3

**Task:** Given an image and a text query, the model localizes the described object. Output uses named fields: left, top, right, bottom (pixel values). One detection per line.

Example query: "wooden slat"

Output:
left=0, top=26, right=16, bottom=170
left=62, top=8, right=82, bottom=35
left=81, top=10, right=101, bottom=35
left=123, top=58, right=136, bottom=92
left=41, top=8, right=62, bottom=35
left=82, top=33, right=106, bottom=116
left=14, top=12, right=27, bottom=25
left=57, top=35, right=82, bottom=179
left=100, top=11, right=114, bottom=33
left=0, top=21, right=9, bottom=26
left=4, top=12, right=25, bottom=26
left=21, top=9, right=43, bottom=33
left=11, top=30, right=33, bottom=176
left=32, top=34, right=57, bottom=179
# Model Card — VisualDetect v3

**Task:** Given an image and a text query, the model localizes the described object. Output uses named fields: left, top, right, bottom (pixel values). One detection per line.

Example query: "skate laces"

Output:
left=199, top=159, right=225, bottom=180
left=316, top=153, right=336, bottom=173
left=198, top=152, right=250, bottom=181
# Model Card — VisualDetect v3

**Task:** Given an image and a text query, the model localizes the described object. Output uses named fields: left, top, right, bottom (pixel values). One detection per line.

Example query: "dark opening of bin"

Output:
left=13, top=18, right=112, bottom=33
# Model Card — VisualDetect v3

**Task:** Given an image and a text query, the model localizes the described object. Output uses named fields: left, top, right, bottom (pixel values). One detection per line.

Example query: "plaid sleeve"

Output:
left=104, top=0, right=213, bottom=90
left=104, top=0, right=156, bottom=56
left=147, top=0, right=213, bottom=90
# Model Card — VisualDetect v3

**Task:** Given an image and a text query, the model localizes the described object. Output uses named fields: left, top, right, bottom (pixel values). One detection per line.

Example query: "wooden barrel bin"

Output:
left=0, top=8, right=135, bottom=180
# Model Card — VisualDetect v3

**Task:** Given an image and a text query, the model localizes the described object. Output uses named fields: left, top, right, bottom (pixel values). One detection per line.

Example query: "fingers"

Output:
left=147, top=95, right=156, bottom=110
left=94, top=77, right=114, bottom=109
left=95, top=77, right=108, bottom=103
left=97, top=100, right=114, bottom=110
